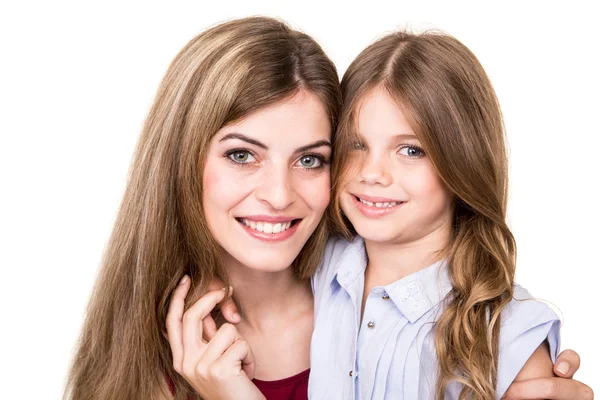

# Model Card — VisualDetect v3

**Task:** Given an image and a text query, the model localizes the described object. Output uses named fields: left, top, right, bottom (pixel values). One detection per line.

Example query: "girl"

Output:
left=63, top=17, right=340, bottom=400
left=309, top=31, right=559, bottom=399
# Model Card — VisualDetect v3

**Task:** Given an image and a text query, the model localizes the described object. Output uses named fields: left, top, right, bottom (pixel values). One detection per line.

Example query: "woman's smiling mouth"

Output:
left=235, top=216, right=302, bottom=242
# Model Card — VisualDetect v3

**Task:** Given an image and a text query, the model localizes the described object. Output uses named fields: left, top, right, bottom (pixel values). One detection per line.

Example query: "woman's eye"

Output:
left=228, top=150, right=256, bottom=163
left=398, top=146, right=425, bottom=158
left=296, top=155, right=322, bottom=169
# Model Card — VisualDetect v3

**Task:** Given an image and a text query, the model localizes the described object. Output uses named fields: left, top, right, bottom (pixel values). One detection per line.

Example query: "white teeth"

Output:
left=358, top=198, right=401, bottom=208
left=239, top=219, right=294, bottom=234
left=263, top=223, right=273, bottom=234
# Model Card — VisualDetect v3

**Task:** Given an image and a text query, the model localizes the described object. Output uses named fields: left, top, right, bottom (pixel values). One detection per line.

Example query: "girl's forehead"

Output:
left=352, top=91, right=416, bottom=139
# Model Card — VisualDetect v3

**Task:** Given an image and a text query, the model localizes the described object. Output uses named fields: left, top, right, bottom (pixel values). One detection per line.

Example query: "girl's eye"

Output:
left=398, top=145, right=425, bottom=158
left=351, top=141, right=366, bottom=151
left=296, top=155, right=324, bottom=169
left=228, top=150, right=256, bottom=164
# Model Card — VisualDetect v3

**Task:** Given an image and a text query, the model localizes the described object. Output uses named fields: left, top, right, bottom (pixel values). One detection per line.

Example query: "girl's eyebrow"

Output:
left=219, top=133, right=331, bottom=153
left=394, top=134, right=418, bottom=140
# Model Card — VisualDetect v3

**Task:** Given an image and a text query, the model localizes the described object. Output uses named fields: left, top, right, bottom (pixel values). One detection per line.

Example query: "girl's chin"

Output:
left=354, top=226, right=403, bottom=244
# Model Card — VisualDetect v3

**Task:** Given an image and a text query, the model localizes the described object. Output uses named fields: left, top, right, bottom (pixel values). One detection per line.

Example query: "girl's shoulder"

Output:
left=311, top=236, right=363, bottom=298
left=313, top=236, right=364, bottom=287
left=495, top=284, right=561, bottom=397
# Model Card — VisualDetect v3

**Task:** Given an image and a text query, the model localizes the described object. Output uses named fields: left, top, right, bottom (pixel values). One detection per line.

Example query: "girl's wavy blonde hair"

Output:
left=329, top=31, right=515, bottom=399
left=64, top=16, right=340, bottom=400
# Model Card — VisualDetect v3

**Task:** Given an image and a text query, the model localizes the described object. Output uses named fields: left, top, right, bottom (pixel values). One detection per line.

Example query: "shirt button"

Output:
left=349, top=370, right=353, bottom=377
left=367, top=320, right=375, bottom=329
left=382, top=292, right=390, bottom=300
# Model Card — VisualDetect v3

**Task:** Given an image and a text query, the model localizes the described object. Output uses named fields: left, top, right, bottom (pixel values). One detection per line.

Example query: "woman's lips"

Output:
left=236, top=217, right=301, bottom=242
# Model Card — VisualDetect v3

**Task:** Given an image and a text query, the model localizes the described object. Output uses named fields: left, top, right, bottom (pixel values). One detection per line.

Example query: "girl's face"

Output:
left=340, top=87, right=454, bottom=245
left=203, top=91, right=331, bottom=273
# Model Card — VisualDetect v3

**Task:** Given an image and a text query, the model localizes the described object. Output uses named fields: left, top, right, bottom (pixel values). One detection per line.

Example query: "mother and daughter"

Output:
left=64, top=17, right=593, bottom=400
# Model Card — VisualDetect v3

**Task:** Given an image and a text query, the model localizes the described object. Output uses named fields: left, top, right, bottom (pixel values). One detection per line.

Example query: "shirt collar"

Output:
left=384, top=259, right=452, bottom=323
left=331, top=236, right=453, bottom=323
left=333, top=236, right=367, bottom=288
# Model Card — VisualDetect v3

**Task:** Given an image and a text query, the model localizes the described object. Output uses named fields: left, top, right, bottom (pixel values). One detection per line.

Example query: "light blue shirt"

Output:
left=309, top=237, right=560, bottom=399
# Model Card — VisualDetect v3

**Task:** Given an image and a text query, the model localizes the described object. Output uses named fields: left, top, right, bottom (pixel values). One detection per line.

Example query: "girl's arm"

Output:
left=513, top=341, right=554, bottom=381
left=503, top=348, right=594, bottom=399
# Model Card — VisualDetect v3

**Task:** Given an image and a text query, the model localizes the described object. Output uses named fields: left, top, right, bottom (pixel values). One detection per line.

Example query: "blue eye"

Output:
left=296, top=155, right=322, bottom=169
left=227, top=150, right=256, bottom=164
left=398, top=145, right=425, bottom=158
left=351, top=141, right=366, bottom=151
left=296, top=154, right=327, bottom=169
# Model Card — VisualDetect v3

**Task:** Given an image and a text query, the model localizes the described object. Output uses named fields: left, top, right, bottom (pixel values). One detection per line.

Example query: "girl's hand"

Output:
left=166, top=276, right=265, bottom=400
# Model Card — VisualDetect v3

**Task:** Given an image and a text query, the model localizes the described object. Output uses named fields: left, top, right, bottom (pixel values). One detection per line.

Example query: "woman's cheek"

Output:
left=300, top=173, right=330, bottom=212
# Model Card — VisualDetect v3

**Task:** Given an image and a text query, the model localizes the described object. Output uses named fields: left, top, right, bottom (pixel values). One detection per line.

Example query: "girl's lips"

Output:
left=236, top=218, right=301, bottom=242
left=351, top=194, right=404, bottom=218
left=352, top=193, right=403, bottom=203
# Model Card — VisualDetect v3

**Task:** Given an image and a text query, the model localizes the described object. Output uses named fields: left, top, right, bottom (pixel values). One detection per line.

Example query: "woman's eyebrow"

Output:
left=219, top=133, right=267, bottom=149
left=219, top=134, right=330, bottom=153
left=294, top=140, right=331, bottom=154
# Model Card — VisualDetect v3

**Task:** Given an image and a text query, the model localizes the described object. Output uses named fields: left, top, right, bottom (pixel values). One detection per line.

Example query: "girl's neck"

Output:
left=226, top=260, right=313, bottom=332
left=364, top=222, right=452, bottom=287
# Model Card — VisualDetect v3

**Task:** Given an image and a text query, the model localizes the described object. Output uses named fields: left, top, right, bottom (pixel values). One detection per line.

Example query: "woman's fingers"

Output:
left=554, top=349, right=581, bottom=378
left=182, top=288, right=228, bottom=353
left=219, top=337, right=257, bottom=380
left=219, top=287, right=241, bottom=324
left=202, top=313, right=218, bottom=341
left=165, top=275, right=191, bottom=372
left=200, top=323, right=241, bottom=364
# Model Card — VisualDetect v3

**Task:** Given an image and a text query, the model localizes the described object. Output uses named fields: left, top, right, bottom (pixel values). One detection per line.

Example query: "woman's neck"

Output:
left=225, top=260, right=313, bottom=332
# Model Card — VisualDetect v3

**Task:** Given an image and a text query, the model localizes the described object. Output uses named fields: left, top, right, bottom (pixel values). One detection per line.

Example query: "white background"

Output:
left=1, top=1, right=598, bottom=398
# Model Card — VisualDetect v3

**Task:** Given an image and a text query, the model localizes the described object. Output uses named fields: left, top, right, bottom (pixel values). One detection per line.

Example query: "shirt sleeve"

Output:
left=495, top=285, right=561, bottom=398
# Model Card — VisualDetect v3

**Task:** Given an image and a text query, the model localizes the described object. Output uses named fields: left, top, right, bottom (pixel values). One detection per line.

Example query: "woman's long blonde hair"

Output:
left=64, top=17, right=340, bottom=400
left=329, top=31, right=515, bottom=399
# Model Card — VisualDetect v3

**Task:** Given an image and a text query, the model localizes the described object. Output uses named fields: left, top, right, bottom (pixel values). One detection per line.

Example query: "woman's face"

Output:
left=203, top=90, right=331, bottom=273
left=339, top=87, right=454, bottom=245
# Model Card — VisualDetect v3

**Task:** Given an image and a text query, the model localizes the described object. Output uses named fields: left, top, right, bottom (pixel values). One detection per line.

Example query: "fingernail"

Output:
left=179, top=275, right=188, bottom=285
left=233, top=313, right=241, bottom=322
left=228, top=286, right=234, bottom=296
left=221, top=287, right=228, bottom=291
left=556, top=361, right=570, bottom=375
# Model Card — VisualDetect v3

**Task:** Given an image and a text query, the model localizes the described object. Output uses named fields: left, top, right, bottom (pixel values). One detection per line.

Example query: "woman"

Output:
left=63, top=16, right=340, bottom=400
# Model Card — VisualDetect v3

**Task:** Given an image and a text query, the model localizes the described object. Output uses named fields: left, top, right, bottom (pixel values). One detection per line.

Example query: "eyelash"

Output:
left=223, top=149, right=329, bottom=170
left=398, top=144, right=426, bottom=158
left=224, top=149, right=257, bottom=166
left=351, top=142, right=426, bottom=158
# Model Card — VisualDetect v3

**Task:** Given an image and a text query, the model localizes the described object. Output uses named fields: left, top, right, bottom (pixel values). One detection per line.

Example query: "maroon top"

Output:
left=165, top=369, right=309, bottom=400
left=252, top=369, right=309, bottom=400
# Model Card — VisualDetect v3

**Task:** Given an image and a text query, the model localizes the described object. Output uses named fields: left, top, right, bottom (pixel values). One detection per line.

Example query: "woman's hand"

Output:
left=166, top=276, right=265, bottom=400
left=503, top=350, right=594, bottom=399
